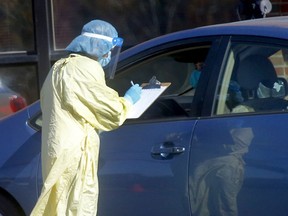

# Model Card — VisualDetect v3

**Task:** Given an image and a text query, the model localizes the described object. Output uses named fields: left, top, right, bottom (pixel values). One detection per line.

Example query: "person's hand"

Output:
left=124, top=84, right=142, bottom=104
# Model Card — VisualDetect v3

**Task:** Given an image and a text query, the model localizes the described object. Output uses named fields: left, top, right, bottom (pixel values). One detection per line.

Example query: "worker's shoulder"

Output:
left=63, top=54, right=100, bottom=70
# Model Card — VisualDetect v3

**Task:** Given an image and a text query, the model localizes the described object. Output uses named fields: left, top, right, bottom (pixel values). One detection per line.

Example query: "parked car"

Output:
left=3, top=16, right=288, bottom=216
left=0, top=85, right=27, bottom=119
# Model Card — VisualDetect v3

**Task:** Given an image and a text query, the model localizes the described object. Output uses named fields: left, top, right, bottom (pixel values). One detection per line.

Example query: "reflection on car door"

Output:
left=98, top=120, right=196, bottom=216
left=191, top=113, right=288, bottom=216
left=189, top=118, right=254, bottom=216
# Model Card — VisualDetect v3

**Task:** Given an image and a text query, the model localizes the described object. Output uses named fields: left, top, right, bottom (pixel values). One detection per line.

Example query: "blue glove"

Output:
left=124, top=84, right=142, bottom=104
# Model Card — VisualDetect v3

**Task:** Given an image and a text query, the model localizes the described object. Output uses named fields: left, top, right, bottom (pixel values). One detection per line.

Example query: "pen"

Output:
left=131, top=80, right=134, bottom=86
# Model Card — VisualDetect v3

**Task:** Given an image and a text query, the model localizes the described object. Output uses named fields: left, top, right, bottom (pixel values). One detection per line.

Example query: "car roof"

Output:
left=120, top=16, right=288, bottom=60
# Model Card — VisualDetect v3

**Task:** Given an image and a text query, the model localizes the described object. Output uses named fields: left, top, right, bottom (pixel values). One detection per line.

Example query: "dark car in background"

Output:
left=2, top=16, right=288, bottom=216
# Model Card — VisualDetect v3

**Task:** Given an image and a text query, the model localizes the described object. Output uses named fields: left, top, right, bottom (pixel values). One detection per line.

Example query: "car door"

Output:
left=97, top=37, right=224, bottom=216
left=98, top=121, right=194, bottom=216
left=189, top=36, right=288, bottom=216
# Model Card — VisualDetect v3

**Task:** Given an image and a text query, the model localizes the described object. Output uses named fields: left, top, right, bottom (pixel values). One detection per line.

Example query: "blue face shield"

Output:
left=103, top=37, right=123, bottom=79
left=81, top=32, right=123, bottom=79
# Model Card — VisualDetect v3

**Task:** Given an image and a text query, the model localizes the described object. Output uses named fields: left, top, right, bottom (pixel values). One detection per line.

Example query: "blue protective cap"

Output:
left=65, top=20, right=119, bottom=59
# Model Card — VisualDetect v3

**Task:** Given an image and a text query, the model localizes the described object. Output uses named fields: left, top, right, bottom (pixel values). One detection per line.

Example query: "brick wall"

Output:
left=270, top=51, right=288, bottom=80
left=271, top=0, right=288, bottom=16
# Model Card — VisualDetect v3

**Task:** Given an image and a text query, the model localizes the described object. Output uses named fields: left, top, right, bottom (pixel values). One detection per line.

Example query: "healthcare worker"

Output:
left=30, top=20, right=141, bottom=216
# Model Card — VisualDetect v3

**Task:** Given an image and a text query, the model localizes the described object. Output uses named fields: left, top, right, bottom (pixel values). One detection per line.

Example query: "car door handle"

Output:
left=151, top=142, right=185, bottom=158
left=151, top=146, right=185, bottom=154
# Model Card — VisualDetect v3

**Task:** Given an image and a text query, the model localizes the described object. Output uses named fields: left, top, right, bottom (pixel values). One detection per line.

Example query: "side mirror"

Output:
left=271, top=78, right=287, bottom=98
left=257, top=78, right=288, bottom=99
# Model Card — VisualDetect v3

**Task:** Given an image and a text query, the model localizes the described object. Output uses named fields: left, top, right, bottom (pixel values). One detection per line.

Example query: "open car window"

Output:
left=107, top=43, right=212, bottom=120
left=107, top=45, right=211, bottom=97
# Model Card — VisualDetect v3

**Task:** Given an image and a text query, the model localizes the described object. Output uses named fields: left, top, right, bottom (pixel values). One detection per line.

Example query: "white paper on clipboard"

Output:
left=126, top=82, right=171, bottom=119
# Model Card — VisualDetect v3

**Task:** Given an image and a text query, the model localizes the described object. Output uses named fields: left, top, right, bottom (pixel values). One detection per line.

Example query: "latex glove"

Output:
left=124, top=84, right=142, bottom=104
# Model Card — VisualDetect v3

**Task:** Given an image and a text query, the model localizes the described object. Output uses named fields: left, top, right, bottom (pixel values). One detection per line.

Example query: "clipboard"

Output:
left=126, top=82, right=171, bottom=119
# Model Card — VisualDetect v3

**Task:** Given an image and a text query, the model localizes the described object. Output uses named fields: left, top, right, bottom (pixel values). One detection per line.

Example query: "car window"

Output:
left=107, top=43, right=212, bottom=120
left=214, top=42, right=288, bottom=115
left=108, top=46, right=210, bottom=96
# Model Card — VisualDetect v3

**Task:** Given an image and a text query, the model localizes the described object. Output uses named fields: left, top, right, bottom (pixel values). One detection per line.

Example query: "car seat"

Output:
left=235, top=55, right=288, bottom=112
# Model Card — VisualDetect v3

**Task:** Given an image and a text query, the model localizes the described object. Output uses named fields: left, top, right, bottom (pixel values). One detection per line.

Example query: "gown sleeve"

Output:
left=59, top=55, right=132, bottom=131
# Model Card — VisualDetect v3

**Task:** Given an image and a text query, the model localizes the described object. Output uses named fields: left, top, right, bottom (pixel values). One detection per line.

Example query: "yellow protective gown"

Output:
left=30, top=54, right=132, bottom=216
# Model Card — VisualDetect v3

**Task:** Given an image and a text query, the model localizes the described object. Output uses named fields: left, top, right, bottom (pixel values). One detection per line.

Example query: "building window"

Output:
left=0, top=0, right=34, bottom=52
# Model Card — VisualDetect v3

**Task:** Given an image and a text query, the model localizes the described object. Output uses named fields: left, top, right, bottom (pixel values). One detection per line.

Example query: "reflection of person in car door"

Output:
left=189, top=127, right=254, bottom=216
left=189, top=99, right=254, bottom=216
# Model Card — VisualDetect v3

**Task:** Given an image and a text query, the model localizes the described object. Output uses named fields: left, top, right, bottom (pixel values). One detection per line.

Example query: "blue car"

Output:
left=3, top=16, right=288, bottom=216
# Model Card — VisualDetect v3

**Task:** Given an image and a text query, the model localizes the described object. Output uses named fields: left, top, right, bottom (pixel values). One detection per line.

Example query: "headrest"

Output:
left=236, top=55, right=277, bottom=90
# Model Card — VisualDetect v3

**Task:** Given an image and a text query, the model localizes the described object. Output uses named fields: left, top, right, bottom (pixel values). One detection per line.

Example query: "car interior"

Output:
left=215, top=44, right=288, bottom=115
left=107, top=45, right=211, bottom=120
left=233, top=54, right=288, bottom=112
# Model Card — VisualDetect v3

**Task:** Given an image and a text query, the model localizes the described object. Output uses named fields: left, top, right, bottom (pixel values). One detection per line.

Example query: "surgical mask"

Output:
left=98, top=51, right=111, bottom=67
